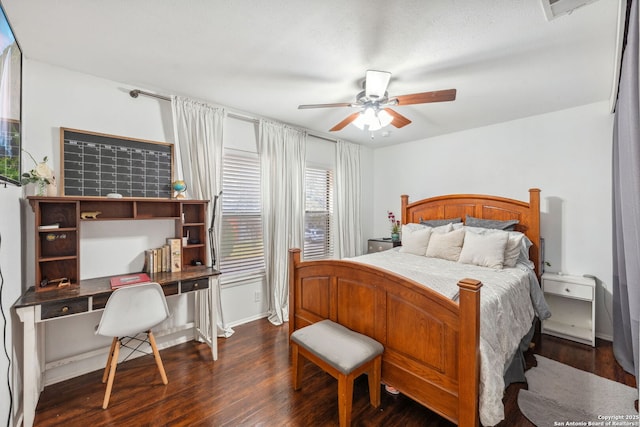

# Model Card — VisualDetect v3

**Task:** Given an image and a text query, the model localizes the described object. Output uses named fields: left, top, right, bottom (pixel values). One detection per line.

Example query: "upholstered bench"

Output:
left=290, top=319, right=384, bottom=427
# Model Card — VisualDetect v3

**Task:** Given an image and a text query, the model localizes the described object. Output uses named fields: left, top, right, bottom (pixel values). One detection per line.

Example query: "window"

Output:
left=304, top=166, right=333, bottom=260
left=219, top=150, right=265, bottom=280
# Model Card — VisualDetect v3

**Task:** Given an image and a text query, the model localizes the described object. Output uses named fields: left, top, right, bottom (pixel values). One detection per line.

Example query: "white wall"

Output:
left=0, top=185, right=23, bottom=424
left=372, top=101, right=615, bottom=339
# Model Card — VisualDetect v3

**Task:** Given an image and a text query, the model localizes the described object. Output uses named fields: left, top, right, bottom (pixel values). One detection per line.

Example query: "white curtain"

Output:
left=334, top=140, right=362, bottom=258
left=258, top=120, right=306, bottom=325
left=171, top=96, right=234, bottom=338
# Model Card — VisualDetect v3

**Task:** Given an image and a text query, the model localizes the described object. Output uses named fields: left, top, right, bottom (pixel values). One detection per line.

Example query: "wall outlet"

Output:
left=254, top=291, right=261, bottom=303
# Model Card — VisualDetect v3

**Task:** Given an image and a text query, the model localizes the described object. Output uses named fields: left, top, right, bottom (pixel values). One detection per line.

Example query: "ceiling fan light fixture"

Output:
left=353, top=107, right=392, bottom=132
left=378, top=109, right=393, bottom=127
left=299, top=69, right=457, bottom=133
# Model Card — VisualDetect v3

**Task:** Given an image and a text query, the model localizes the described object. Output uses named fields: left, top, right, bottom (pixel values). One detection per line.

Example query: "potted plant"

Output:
left=21, top=150, right=55, bottom=196
left=387, top=211, right=401, bottom=242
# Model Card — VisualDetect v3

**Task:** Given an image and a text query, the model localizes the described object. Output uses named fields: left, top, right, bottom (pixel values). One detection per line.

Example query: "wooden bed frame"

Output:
left=289, top=188, right=540, bottom=427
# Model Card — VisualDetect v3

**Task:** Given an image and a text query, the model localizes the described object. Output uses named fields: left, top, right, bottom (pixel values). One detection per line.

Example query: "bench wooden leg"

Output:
left=368, top=355, right=381, bottom=408
left=291, top=342, right=303, bottom=390
left=338, top=373, right=354, bottom=427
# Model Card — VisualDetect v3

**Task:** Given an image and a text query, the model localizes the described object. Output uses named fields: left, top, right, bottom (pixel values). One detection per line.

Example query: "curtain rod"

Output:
left=129, top=88, right=338, bottom=143
left=129, top=89, right=171, bottom=102
left=130, top=88, right=258, bottom=124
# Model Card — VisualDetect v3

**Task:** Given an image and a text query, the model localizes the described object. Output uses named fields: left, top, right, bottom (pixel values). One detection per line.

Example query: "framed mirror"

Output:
left=0, top=2, right=21, bottom=185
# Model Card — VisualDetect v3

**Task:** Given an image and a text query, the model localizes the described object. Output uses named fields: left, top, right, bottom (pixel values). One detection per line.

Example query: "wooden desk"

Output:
left=13, top=267, right=219, bottom=427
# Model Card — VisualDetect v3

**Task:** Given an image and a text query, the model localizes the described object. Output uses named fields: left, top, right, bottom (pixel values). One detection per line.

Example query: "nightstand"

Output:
left=367, top=238, right=401, bottom=254
left=541, top=272, right=596, bottom=346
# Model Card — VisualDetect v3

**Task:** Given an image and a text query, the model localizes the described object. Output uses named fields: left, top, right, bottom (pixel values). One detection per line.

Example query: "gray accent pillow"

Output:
left=419, top=217, right=462, bottom=227
left=465, top=215, right=519, bottom=231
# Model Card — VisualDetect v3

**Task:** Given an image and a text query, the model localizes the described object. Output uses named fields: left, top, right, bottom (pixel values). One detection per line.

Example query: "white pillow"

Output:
left=458, top=231, right=509, bottom=269
left=425, top=228, right=465, bottom=261
left=399, top=225, right=432, bottom=255
left=504, top=233, right=525, bottom=268
left=464, top=226, right=525, bottom=268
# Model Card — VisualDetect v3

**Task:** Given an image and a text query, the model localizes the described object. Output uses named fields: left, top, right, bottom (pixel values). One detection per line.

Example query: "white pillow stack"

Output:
left=399, top=222, right=532, bottom=269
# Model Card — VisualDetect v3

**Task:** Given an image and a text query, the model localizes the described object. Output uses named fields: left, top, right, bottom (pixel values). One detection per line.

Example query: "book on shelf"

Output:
left=167, top=238, right=181, bottom=272
left=162, top=244, right=170, bottom=272
left=151, top=248, right=160, bottom=273
left=39, top=223, right=60, bottom=230
left=142, top=239, right=183, bottom=274
left=144, top=249, right=154, bottom=274
left=110, top=273, right=151, bottom=289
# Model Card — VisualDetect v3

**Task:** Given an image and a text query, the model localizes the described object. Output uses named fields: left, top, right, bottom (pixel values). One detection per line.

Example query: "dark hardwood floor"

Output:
left=33, top=319, right=636, bottom=426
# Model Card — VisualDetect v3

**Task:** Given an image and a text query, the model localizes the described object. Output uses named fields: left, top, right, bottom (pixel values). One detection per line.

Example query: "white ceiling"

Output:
left=2, top=0, right=623, bottom=146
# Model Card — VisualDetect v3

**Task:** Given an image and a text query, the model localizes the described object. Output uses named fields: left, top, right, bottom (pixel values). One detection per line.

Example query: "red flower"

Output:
left=387, top=211, right=400, bottom=233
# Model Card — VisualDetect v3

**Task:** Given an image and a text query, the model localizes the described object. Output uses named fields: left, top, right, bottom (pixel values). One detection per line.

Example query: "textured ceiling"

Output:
left=2, top=0, right=622, bottom=146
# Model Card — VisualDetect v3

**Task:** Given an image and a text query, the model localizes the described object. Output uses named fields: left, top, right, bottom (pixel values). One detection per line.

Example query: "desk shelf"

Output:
left=33, top=200, right=79, bottom=292
left=29, top=196, right=210, bottom=291
left=177, top=201, right=208, bottom=268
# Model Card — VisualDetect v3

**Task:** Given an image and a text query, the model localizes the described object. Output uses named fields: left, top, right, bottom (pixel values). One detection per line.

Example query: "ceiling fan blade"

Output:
left=393, top=88, right=457, bottom=106
left=330, top=112, right=361, bottom=132
left=365, top=70, right=391, bottom=100
left=384, top=108, right=412, bottom=128
left=298, top=102, right=353, bottom=109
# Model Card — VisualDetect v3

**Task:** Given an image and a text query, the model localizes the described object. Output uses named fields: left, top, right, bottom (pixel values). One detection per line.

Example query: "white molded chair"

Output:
left=95, top=282, right=170, bottom=409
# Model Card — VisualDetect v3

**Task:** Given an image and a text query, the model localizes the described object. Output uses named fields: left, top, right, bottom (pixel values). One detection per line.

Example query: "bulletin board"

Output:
left=61, top=128, right=174, bottom=198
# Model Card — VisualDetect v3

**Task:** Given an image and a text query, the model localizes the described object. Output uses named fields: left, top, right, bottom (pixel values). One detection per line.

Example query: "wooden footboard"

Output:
left=288, top=249, right=482, bottom=427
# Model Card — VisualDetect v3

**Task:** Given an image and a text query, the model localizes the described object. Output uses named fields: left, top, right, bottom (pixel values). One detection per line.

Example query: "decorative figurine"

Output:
left=172, top=180, right=187, bottom=199
left=80, top=211, right=102, bottom=219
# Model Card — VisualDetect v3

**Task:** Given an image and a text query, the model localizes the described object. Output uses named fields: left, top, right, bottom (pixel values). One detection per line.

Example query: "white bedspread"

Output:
left=348, top=248, right=539, bottom=426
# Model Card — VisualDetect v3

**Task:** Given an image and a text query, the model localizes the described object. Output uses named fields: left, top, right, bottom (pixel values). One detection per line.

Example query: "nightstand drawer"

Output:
left=544, top=279, right=593, bottom=301
left=367, top=238, right=401, bottom=254
left=368, top=240, right=393, bottom=253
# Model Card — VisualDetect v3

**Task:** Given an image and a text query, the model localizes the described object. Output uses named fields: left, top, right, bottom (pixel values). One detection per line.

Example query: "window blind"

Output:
left=219, top=150, right=265, bottom=279
left=304, top=167, right=333, bottom=260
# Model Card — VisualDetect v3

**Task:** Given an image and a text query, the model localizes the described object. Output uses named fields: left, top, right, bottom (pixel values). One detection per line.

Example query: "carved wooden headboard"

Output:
left=401, top=188, right=541, bottom=278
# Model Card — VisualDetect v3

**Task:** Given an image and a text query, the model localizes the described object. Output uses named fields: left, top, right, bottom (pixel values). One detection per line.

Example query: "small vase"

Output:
left=47, top=181, right=58, bottom=197
left=35, top=180, right=47, bottom=196
left=391, top=232, right=400, bottom=242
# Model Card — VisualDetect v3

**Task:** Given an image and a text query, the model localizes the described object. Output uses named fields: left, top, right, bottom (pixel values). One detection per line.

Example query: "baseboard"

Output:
left=227, top=313, right=269, bottom=328
left=596, top=332, right=613, bottom=342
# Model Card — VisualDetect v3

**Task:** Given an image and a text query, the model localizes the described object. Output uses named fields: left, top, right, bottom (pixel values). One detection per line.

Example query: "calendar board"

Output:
left=61, top=128, right=174, bottom=198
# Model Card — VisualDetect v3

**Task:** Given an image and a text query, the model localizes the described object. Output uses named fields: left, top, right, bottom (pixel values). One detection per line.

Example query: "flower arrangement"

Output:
left=21, top=150, right=55, bottom=195
left=387, top=211, right=401, bottom=234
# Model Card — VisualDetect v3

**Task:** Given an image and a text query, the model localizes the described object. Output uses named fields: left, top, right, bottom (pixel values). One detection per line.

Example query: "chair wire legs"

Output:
left=100, top=331, right=168, bottom=409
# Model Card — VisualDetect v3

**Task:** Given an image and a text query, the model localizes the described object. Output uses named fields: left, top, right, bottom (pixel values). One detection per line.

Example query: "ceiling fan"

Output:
left=298, top=70, right=457, bottom=132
